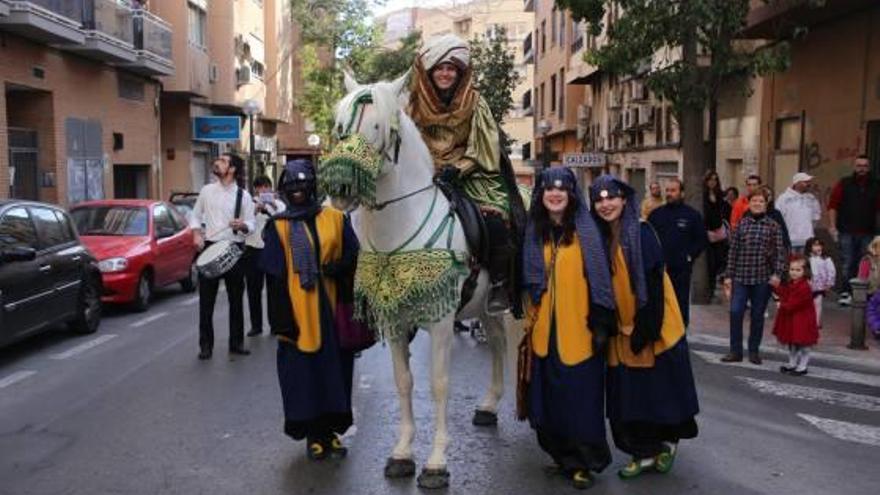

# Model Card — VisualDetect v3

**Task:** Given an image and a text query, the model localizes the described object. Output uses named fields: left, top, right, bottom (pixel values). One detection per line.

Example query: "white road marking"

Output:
left=693, top=350, right=880, bottom=388
left=180, top=296, right=199, bottom=306
left=798, top=414, right=880, bottom=448
left=687, top=333, right=880, bottom=371
left=0, top=370, right=37, bottom=389
left=737, top=376, right=880, bottom=412
left=131, top=311, right=169, bottom=328
left=50, top=334, right=118, bottom=360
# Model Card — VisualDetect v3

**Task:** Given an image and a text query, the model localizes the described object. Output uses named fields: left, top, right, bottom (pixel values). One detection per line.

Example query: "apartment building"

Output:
left=0, top=0, right=173, bottom=205
left=379, top=0, right=535, bottom=181
left=155, top=0, right=304, bottom=198
left=742, top=0, right=880, bottom=199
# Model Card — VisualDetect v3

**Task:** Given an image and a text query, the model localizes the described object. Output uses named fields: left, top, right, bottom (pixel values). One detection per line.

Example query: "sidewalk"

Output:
left=689, top=296, right=880, bottom=366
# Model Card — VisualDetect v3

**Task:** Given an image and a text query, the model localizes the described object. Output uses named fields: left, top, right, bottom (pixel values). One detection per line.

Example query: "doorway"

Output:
left=114, top=164, right=151, bottom=199
left=7, top=128, right=38, bottom=200
left=868, top=120, right=880, bottom=176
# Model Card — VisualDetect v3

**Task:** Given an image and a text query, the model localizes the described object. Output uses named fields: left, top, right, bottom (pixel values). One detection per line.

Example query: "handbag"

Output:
left=515, top=330, right=533, bottom=421
left=335, top=299, right=375, bottom=352
left=707, top=220, right=729, bottom=243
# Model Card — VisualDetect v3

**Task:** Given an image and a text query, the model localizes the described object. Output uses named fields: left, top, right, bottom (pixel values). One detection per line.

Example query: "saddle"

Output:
left=434, top=177, right=489, bottom=264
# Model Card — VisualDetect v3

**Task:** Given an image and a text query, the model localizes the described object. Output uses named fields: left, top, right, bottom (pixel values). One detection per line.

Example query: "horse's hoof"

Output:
left=417, top=467, right=450, bottom=490
left=472, top=409, right=498, bottom=426
left=384, top=457, right=416, bottom=478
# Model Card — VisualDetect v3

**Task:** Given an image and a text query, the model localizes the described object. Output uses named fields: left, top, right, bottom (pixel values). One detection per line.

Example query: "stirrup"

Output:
left=618, top=457, right=655, bottom=479
left=572, top=470, right=594, bottom=490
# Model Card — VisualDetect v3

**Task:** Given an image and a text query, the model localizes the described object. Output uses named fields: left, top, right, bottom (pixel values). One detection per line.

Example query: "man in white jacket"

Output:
left=776, top=172, right=821, bottom=254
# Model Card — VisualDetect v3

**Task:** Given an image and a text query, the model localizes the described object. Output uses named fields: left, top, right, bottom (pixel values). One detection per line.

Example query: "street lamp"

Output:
left=307, top=133, right=321, bottom=168
left=242, top=98, right=262, bottom=189
left=537, top=119, right=551, bottom=171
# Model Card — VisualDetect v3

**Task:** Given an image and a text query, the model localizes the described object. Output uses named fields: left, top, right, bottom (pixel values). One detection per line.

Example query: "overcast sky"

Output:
left=372, top=0, right=461, bottom=16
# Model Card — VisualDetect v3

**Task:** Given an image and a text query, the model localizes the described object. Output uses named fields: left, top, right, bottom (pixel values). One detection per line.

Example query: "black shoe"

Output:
left=328, top=436, right=348, bottom=458
left=790, top=368, right=808, bottom=376
left=720, top=353, right=743, bottom=363
left=246, top=329, right=262, bottom=337
left=198, top=349, right=212, bottom=360
left=748, top=353, right=762, bottom=365
left=780, top=365, right=794, bottom=374
left=487, top=284, right=509, bottom=314
left=229, top=347, right=251, bottom=356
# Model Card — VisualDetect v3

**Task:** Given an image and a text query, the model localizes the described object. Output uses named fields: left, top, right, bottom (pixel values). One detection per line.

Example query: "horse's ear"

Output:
left=389, top=69, right=411, bottom=96
left=343, top=70, right=360, bottom=93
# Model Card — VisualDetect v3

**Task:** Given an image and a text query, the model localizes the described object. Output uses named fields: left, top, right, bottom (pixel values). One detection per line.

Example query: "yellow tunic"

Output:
left=608, top=246, right=686, bottom=368
left=275, top=208, right=345, bottom=353
left=528, top=234, right=595, bottom=366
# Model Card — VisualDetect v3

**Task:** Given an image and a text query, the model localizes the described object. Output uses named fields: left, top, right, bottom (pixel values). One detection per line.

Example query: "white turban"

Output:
left=420, top=34, right=470, bottom=71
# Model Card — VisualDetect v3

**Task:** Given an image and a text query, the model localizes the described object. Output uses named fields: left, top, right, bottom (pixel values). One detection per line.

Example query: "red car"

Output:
left=70, top=200, right=199, bottom=311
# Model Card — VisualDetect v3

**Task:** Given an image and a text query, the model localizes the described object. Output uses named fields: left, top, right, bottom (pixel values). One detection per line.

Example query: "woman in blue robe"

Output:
left=588, top=175, right=699, bottom=479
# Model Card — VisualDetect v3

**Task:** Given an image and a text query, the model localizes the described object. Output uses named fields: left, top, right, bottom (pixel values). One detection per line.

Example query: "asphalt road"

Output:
left=1, top=286, right=879, bottom=495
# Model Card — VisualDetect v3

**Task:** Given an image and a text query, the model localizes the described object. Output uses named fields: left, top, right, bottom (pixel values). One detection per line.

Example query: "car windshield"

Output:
left=71, top=206, right=149, bottom=236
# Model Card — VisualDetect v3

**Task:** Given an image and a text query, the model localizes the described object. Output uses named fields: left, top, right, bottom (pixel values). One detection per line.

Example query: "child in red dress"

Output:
left=770, top=255, right=819, bottom=376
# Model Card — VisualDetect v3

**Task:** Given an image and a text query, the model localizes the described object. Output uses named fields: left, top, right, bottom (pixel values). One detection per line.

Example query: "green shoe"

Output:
left=655, top=443, right=677, bottom=474
left=618, top=457, right=655, bottom=479
left=572, top=470, right=594, bottom=490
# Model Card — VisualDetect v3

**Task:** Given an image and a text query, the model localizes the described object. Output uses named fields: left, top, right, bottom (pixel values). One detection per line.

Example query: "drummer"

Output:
left=190, top=153, right=256, bottom=360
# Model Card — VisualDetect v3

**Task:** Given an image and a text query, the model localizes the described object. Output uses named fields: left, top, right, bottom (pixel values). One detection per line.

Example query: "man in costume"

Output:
left=520, top=167, right=617, bottom=490
left=589, top=175, right=700, bottom=479
left=259, top=159, right=359, bottom=460
left=408, top=34, right=526, bottom=314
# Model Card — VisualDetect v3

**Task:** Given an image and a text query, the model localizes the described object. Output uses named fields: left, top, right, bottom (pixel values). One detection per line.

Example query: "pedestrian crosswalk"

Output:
left=693, top=348, right=880, bottom=449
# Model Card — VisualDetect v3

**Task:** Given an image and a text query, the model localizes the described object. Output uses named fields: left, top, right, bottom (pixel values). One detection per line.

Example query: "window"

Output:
left=52, top=211, right=76, bottom=244
left=118, top=74, right=145, bottom=101
left=539, top=83, right=545, bottom=117
left=550, top=75, right=557, bottom=113
left=71, top=206, right=149, bottom=237
left=559, top=11, right=566, bottom=46
left=551, top=7, right=557, bottom=46
left=775, top=117, right=801, bottom=151
left=251, top=60, right=265, bottom=80
left=0, top=207, right=38, bottom=249
left=153, top=204, right=179, bottom=237
left=30, top=207, right=68, bottom=249
left=188, top=2, right=207, bottom=48
left=540, top=21, right=546, bottom=54
left=559, top=69, right=565, bottom=119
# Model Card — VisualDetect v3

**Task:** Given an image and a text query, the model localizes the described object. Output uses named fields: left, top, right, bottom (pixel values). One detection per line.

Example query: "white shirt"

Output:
left=246, top=197, right=286, bottom=249
left=776, top=187, right=821, bottom=246
left=190, top=181, right=256, bottom=243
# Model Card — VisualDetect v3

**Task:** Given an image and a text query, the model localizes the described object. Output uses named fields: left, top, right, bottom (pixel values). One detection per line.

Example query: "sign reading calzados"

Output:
left=563, top=152, right=606, bottom=168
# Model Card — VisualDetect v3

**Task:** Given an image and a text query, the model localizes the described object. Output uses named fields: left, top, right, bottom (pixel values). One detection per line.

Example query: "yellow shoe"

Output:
left=329, top=437, right=348, bottom=458
left=618, top=457, right=654, bottom=479
left=307, top=441, right=327, bottom=461
left=572, top=470, right=594, bottom=490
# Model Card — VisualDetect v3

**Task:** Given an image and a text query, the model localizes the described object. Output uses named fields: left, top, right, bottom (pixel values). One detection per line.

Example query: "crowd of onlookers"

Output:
left=640, top=154, right=879, bottom=376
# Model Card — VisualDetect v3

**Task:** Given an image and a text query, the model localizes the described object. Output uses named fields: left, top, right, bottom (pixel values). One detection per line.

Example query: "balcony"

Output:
left=523, top=32, right=533, bottom=64
left=524, top=0, right=534, bottom=13
left=740, top=0, right=876, bottom=39
left=0, top=1, right=10, bottom=17
left=68, top=0, right=136, bottom=63
left=122, top=9, right=173, bottom=76
left=0, top=0, right=86, bottom=45
left=522, top=90, right=533, bottom=116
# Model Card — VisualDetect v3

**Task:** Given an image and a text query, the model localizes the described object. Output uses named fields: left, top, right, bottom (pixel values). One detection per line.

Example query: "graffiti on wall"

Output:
left=805, top=136, right=863, bottom=171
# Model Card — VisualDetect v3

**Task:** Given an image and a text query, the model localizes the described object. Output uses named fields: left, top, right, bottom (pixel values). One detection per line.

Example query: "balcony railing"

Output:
left=523, top=32, right=533, bottom=63
left=0, top=0, right=86, bottom=44
left=28, top=0, right=84, bottom=24
left=133, top=8, right=171, bottom=60
left=571, top=35, right=584, bottom=54
left=82, top=0, right=133, bottom=46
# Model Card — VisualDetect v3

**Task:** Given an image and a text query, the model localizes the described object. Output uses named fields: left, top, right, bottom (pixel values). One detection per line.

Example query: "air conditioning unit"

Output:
left=209, top=64, right=219, bottom=83
left=577, top=104, right=592, bottom=123
left=236, top=66, right=251, bottom=86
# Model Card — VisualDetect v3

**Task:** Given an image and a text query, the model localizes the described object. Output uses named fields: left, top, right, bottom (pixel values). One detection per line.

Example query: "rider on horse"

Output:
left=408, top=34, right=526, bottom=315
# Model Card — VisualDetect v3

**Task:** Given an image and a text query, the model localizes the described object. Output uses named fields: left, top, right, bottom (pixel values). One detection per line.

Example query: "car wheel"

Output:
left=180, top=260, right=198, bottom=293
left=69, top=274, right=102, bottom=334
left=132, top=272, right=152, bottom=312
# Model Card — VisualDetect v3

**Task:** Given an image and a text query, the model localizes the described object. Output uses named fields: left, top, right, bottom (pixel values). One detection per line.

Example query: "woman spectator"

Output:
left=703, top=170, right=731, bottom=301
left=722, top=187, right=787, bottom=364
left=589, top=175, right=700, bottom=480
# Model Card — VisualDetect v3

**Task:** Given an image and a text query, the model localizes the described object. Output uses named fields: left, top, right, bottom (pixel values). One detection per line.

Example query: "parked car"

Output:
left=70, top=200, right=199, bottom=312
left=169, top=192, right=200, bottom=226
left=0, top=200, right=102, bottom=348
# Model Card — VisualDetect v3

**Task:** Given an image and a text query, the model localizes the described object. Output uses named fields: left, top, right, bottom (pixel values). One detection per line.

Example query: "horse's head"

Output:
left=319, top=71, right=409, bottom=210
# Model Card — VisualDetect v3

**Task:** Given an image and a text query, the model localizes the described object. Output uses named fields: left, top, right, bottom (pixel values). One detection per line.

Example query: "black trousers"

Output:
left=199, top=245, right=246, bottom=352
left=668, top=266, right=692, bottom=328
left=243, top=246, right=266, bottom=333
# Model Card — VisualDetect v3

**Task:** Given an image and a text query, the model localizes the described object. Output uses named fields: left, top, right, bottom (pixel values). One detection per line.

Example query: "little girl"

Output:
left=771, top=255, right=818, bottom=376
left=805, top=237, right=835, bottom=328
left=860, top=236, right=880, bottom=340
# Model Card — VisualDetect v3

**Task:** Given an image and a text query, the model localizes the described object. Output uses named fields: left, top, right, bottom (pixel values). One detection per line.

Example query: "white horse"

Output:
left=328, top=73, right=508, bottom=489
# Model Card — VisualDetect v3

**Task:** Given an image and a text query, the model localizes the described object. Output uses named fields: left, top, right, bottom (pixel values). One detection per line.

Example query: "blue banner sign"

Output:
left=192, top=116, right=241, bottom=142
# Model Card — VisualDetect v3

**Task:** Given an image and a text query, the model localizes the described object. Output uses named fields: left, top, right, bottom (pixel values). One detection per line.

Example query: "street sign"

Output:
left=563, top=152, right=606, bottom=168
left=192, top=116, right=241, bottom=142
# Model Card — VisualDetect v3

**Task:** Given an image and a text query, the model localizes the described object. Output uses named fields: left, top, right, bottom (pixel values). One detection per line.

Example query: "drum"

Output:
left=196, top=240, right=243, bottom=279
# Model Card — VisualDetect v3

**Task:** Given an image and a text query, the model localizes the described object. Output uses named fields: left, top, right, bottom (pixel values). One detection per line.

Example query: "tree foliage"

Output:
left=469, top=27, right=522, bottom=124
left=555, top=0, right=790, bottom=116
left=291, top=0, right=421, bottom=147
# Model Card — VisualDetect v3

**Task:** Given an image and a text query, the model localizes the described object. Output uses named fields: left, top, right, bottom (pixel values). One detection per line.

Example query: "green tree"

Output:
left=556, top=0, right=792, bottom=303
left=469, top=27, right=522, bottom=124
left=291, top=0, right=421, bottom=147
